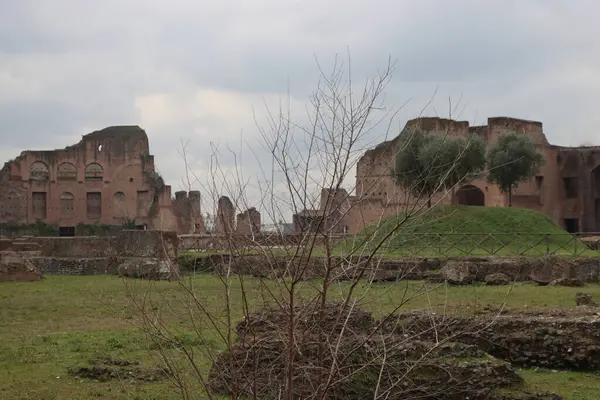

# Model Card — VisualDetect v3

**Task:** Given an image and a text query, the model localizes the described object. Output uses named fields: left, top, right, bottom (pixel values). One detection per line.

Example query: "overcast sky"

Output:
left=1, top=0, right=599, bottom=220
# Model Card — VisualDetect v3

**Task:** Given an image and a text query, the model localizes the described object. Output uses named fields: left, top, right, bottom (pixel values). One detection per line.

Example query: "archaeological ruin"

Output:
left=0, top=126, right=204, bottom=235
left=294, top=116, right=600, bottom=234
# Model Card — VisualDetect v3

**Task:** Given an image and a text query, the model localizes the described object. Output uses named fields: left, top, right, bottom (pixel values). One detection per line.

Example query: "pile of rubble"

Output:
left=384, top=307, right=600, bottom=371
left=0, top=243, right=43, bottom=282
left=208, top=302, right=563, bottom=400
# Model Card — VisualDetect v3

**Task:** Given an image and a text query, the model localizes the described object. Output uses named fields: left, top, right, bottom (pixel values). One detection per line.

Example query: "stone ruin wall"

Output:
left=0, top=230, right=180, bottom=277
left=314, top=116, right=600, bottom=234
left=0, top=125, right=204, bottom=235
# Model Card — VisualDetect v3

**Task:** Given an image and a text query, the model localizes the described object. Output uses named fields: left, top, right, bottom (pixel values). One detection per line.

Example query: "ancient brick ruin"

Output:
left=215, top=196, right=235, bottom=235
left=0, top=126, right=204, bottom=234
left=236, top=207, right=261, bottom=235
left=295, top=116, right=600, bottom=234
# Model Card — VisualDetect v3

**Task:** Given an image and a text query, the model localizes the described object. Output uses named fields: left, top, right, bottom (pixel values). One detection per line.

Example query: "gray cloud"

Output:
left=1, top=0, right=599, bottom=218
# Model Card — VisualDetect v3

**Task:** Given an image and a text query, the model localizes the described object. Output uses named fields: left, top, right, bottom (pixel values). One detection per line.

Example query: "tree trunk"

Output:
left=427, top=196, right=432, bottom=208
left=508, top=185, right=512, bottom=207
left=451, top=187, right=456, bottom=204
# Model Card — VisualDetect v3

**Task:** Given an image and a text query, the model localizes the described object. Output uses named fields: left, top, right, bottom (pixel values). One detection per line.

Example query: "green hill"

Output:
left=338, top=205, right=595, bottom=257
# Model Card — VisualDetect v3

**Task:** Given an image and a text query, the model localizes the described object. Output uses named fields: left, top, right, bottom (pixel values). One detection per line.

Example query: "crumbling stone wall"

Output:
left=0, top=126, right=200, bottom=234
left=215, top=196, right=235, bottom=235
left=300, top=116, right=600, bottom=234
left=1, top=231, right=180, bottom=279
left=235, top=207, right=261, bottom=235
left=385, top=307, right=600, bottom=371
left=184, top=254, right=600, bottom=283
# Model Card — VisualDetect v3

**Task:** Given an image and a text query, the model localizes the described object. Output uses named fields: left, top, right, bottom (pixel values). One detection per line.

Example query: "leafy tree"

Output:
left=486, top=132, right=544, bottom=206
left=421, top=133, right=486, bottom=201
left=393, top=131, right=486, bottom=207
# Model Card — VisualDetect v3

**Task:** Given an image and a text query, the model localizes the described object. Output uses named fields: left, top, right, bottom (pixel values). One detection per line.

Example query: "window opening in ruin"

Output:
left=84, top=163, right=104, bottom=181
left=60, top=192, right=74, bottom=218
left=136, top=190, right=150, bottom=217
left=57, top=162, right=77, bottom=181
left=59, top=226, right=75, bottom=237
left=31, top=192, right=47, bottom=219
left=86, top=192, right=102, bottom=218
left=113, top=192, right=126, bottom=217
left=564, top=218, right=579, bottom=234
left=563, top=177, right=579, bottom=199
left=535, top=176, right=544, bottom=191
left=30, top=161, right=49, bottom=181
left=98, top=144, right=103, bottom=152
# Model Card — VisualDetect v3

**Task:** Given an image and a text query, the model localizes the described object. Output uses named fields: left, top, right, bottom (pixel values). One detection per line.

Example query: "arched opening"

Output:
left=30, top=161, right=49, bottom=180
left=57, top=162, right=77, bottom=181
left=113, top=191, right=126, bottom=217
left=85, top=163, right=103, bottom=181
left=456, top=185, right=485, bottom=206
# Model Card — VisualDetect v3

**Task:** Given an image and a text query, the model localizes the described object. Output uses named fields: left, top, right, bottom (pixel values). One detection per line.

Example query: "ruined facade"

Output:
left=236, top=207, right=261, bottom=235
left=0, top=126, right=203, bottom=234
left=173, top=190, right=205, bottom=234
left=295, top=116, right=600, bottom=234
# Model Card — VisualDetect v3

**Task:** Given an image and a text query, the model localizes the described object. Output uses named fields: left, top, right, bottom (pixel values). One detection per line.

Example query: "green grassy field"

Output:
left=2, top=275, right=600, bottom=399
left=337, top=205, right=599, bottom=257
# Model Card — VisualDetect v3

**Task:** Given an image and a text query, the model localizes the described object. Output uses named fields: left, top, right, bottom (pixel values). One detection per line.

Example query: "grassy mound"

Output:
left=339, top=205, right=595, bottom=257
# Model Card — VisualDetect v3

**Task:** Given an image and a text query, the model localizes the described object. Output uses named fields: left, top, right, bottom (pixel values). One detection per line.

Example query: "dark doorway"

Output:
left=59, top=226, right=75, bottom=237
left=135, top=225, right=147, bottom=230
left=455, top=185, right=485, bottom=206
left=564, top=218, right=579, bottom=234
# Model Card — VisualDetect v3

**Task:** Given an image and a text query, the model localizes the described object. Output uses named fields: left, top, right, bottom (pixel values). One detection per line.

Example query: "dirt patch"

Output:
left=68, top=358, right=169, bottom=382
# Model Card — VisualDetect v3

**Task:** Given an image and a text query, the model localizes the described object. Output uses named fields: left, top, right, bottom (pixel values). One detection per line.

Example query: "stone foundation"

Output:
left=185, top=254, right=600, bottom=283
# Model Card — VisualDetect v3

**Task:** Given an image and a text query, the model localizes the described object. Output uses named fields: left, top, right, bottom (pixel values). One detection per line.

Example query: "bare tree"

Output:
left=116, top=53, right=519, bottom=400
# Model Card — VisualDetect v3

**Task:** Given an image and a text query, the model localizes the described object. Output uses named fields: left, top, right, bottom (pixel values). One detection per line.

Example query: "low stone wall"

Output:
left=12, top=230, right=181, bottom=279
left=31, top=257, right=115, bottom=275
left=178, top=233, right=347, bottom=251
left=33, top=236, right=115, bottom=257
left=183, top=254, right=600, bottom=283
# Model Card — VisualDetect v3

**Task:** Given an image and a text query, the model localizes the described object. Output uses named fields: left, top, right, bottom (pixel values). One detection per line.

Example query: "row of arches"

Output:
left=30, top=161, right=104, bottom=181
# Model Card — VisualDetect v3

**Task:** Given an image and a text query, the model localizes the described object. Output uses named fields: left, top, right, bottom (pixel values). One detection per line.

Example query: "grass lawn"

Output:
left=2, top=275, right=600, bottom=399
left=337, top=205, right=600, bottom=258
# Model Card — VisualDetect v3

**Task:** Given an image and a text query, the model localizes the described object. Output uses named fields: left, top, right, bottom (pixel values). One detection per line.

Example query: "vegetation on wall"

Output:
left=487, top=132, right=544, bottom=206
left=392, top=130, right=544, bottom=207
left=0, top=220, right=59, bottom=237
left=393, top=131, right=486, bottom=207
left=75, top=219, right=138, bottom=236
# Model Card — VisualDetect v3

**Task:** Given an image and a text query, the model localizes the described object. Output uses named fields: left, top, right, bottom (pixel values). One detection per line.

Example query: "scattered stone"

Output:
left=575, top=293, right=599, bottom=306
left=440, top=260, right=476, bottom=284
left=117, top=258, right=179, bottom=280
left=485, top=272, right=510, bottom=285
left=0, top=252, right=43, bottom=282
left=383, top=308, right=600, bottom=371
left=548, top=277, right=584, bottom=287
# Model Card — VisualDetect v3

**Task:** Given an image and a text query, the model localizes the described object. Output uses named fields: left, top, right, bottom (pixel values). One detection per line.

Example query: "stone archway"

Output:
left=456, top=185, right=485, bottom=206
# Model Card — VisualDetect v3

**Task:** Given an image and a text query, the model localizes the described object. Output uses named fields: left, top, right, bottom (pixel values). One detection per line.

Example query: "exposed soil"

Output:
left=67, top=357, right=169, bottom=382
